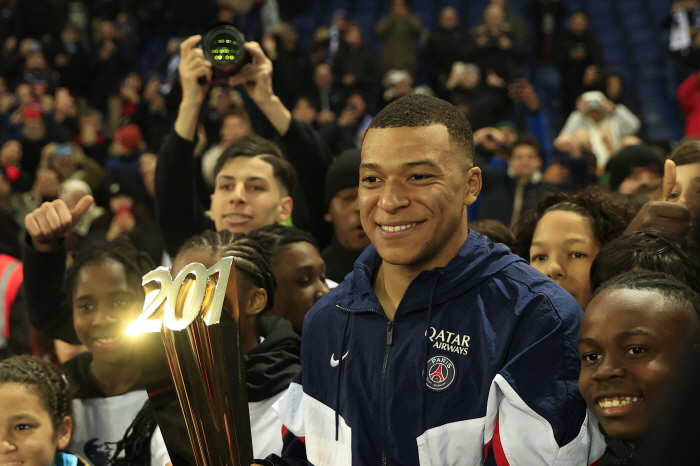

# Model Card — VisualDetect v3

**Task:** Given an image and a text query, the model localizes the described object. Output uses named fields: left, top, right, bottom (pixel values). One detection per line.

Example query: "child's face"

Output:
left=268, top=242, right=330, bottom=333
left=72, top=259, right=143, bottom=365
left=0, top=383, right=71, bottom=466
left=530, top=210, right=600, bottom=309
left=578, top=288, right=695, bottom=443
left=668, top=162, right=700, bottom=221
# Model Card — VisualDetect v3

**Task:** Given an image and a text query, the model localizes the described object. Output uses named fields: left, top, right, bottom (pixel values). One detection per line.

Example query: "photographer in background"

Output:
left=558, top=91, right=641, bottom=170
left=156, top=33, right=333, bottom=257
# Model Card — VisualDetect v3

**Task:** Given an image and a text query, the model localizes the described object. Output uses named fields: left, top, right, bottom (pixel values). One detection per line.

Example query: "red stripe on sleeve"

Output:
left=492, top=418, right=511, bottom=466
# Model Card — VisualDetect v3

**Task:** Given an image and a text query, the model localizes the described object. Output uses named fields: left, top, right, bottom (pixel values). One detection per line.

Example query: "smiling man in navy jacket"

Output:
left=266, top=94, right=604, bottom=466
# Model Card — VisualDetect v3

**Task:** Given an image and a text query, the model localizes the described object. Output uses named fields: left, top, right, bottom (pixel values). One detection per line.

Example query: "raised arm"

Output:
left=156, top=35, right=216, bottom=256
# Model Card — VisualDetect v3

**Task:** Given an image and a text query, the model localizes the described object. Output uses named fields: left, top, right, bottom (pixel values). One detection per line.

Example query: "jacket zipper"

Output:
left=381, top=320, right=394, bottom=466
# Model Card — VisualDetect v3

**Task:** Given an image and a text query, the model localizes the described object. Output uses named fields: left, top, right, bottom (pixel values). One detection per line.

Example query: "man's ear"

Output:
left=56, top=416, right=72, bottom=450
left=324, top=210, right=332, bottom=223
left=276, top=196, right=293, bottom=223
left=245, top=287, right=268, bottom=317
left=464, top=167, right=482, bottom=206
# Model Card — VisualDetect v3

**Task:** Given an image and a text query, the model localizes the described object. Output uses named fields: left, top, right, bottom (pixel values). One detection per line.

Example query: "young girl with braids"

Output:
left=0, top=355, right=88, bottom=466
left=247, top=224, right=330, bottom=334
left=167, top=229, right=301, bottom=459
left=58, top=240, right=171, bottom=466
left=23, top=198, right=171, bottom=466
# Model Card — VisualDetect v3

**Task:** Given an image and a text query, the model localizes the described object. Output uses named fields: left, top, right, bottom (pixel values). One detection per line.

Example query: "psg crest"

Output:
left=425, top=355, right=456, bottom=392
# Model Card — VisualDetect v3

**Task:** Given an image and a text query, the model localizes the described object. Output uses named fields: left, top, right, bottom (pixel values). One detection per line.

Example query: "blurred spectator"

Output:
left=50, top=88, right=79, bottom=141
left=380, top=69, right=415, bottom=107
left=105, top=124, right=145, bottom=200
left=17, top=110, right=50, bottom=176
left=676, top=69, right=700, bottom=138
left=375, top=0, right=423, bottom=77
left=547, top=131, right=599, bottom=190
left=198, top=86, right=246, bottom=149
left=21, top=50, right=59, bottom=96
left=200, top=109, right=253, bottom=188
left=130, top=76, right=172, bottom=152
left=309, top=25, right=331, bottom=67
left=56, top=179, right=106, bottom=254
left=319, top=92, right=372, bottom=154
left=332, top=21, right=378, bottom=99
left=445, top=62, right=505, bottom=130
left=321, top=149, right=369, bottom=283
left=138, top=152, right=157, bottom=216
left=38, top=142, right=105, bottom=194
left=89, top=20, right=133, bottom=115
left=555, top=11, right=603, bottom=115
left=466, top=4, right=522, bottom=84
left=559, top=91, right=641, bottom=169
left=664, top=0, right=700, bottom=94
left=605, top=144, right=665, bottom=197
left=424, top=7, right=469, bottom=96
left=469, top=218, right=516, bottom=249
left=528, top=0, right=567, bottom=64
left=264, top=22, right=313, bottom=111
left=45, top=24, right=90, bottom=102
left=108, top=71, right=143, bottom=131
left=311, top=62, right=345, bottom=118
left=9, top=167, right=60, bottom=232
left=75, top=108, right=109, bottom=165
left=0, top=140, right=31, bottom=193
left=480, top=136, right=550, bottom=227
left=327, top=9, right=349, bottom=65
left=291, top=96, right=318, bottom=127
left=481, top=0, right=529, bottom=44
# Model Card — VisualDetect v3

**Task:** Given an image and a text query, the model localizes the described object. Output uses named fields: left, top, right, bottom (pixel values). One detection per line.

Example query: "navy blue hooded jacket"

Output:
left=271, top=231, right=604, bottom=465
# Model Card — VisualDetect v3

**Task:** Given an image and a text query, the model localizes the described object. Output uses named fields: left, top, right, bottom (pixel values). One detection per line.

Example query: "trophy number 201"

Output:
left=126, top=258, right=233, bottom=336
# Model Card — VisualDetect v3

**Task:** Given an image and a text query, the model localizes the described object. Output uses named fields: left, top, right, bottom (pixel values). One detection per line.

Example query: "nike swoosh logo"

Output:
left=330, top=351, right=349, bottom=367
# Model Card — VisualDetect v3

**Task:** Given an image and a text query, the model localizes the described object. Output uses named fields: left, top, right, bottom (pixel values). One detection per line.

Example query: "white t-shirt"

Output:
left=70, top=390, right=171, bottom=466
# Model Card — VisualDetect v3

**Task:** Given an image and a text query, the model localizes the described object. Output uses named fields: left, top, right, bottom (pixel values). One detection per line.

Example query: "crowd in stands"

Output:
left=3, top=0, right=700, bottom=465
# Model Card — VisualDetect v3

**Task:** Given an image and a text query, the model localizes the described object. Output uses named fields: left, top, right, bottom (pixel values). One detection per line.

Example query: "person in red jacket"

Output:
left=676, top=70, right=700, bottom=139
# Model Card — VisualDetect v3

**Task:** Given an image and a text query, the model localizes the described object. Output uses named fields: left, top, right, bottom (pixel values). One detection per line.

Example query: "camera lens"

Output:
left=202, top=23, right=246, bottom=69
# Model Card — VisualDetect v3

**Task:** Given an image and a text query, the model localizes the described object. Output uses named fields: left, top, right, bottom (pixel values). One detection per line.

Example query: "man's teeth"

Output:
left=382, top=223, right=418, bottom=232
left=598, top=396, right=638, bottom=408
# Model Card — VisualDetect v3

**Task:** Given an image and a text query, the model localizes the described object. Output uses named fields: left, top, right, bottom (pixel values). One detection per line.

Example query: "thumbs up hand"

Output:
left=623, top=160, right=691, bottom=236
left=25, top=195, right=94, bottom=252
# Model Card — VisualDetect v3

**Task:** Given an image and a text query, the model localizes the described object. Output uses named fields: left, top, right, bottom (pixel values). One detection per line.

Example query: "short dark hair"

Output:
left=513, top=187, right=632, bottom=260
left=509, top=135, right=542, bottom=159
left=367, top=94, right=474, bottom=164
left=213, top=134, right=297, bottom=196
left=469, top=219, right=515, bottom=249
left=590, top=229, right=700, bottom=295
left=669, top=139, right=700, bottom=166
left=248, top=224, right=318, bottom=266
left=0, top=355, right=76, bottom=430
left=592, top=271, right=700, bottom=322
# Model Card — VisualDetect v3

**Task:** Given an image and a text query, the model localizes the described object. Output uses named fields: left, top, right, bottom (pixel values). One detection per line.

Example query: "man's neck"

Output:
left=374, top=263, right=416, bottom=321
left=89, top=357, right=141, bottom=397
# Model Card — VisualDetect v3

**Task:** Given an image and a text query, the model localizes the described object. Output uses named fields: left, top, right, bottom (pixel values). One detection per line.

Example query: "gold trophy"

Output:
left=127, top=257, right=258, bottom=466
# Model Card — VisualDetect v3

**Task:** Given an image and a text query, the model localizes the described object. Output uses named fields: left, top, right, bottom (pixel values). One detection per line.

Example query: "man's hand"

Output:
left=473, top=127, right=506, bottom=152
left=229, top=41, right=275, bottom=105
left=178, top=35, right=212, bottom=107
left=624, top=159, right=691, bottom=236
left=25, top=196, right=94, bottom=252
left=174, top=35, right=212, bottom=140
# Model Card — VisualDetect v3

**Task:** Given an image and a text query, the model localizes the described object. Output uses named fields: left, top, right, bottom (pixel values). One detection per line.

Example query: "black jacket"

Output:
left=156, top=117, right=333, bottom=257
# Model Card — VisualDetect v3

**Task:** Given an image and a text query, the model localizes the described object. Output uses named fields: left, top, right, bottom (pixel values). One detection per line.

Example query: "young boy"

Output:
left=578, top=271, right=700, bottom=465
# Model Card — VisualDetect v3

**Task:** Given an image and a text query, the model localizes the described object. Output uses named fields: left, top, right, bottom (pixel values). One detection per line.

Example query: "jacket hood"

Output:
left=337, top=229, right=524, bottom=313
left=245, top=316, right=301, bottom=402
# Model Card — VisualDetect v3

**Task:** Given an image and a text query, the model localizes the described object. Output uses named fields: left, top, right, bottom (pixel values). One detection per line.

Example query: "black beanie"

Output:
left=606, top=145, right=664, bottom=192
left=324, top=148, right=361, bottom=211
